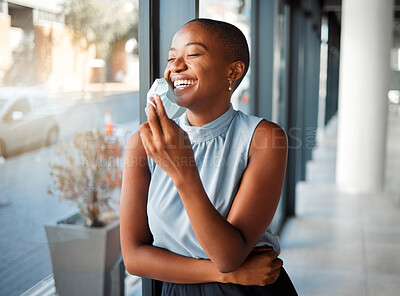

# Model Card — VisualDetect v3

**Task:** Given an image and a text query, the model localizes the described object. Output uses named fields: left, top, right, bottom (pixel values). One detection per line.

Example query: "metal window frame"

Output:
left=139, top=2, right=198, bottom=294
left=286, top=0, right=322, bottom=216
left=250, top=0, right=276, bottom=120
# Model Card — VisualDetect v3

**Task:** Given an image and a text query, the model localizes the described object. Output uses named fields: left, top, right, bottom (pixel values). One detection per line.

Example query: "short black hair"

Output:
left=185, top=18, right=250, bottom=89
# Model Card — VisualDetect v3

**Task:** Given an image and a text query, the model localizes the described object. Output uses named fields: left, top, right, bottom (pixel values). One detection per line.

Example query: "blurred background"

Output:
left=0, top=0, right=399, bottom=296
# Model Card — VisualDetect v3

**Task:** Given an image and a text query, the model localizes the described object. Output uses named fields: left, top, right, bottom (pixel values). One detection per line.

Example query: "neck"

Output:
left=186, top=101, right=231, bottom=127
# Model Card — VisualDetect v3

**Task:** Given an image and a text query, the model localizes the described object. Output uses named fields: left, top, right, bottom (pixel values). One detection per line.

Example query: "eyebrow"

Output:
left=169, top=42, right=208, bottom=52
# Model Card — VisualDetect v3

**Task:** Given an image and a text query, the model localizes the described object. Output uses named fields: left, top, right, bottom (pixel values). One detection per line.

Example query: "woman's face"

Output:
left=164, top=22, right=233, bottom=110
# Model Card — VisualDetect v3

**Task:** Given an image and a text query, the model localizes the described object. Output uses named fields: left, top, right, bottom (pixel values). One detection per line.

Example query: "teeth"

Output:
left=173, top=79, right=196, bottom=88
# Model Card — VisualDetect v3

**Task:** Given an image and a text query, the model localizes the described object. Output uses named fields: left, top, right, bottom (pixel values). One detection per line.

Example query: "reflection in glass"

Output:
left=0, top=1, right=140, bottom=295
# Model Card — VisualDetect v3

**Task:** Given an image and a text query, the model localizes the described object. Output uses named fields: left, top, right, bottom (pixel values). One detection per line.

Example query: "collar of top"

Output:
left=180, top=104, right=236, bottom=143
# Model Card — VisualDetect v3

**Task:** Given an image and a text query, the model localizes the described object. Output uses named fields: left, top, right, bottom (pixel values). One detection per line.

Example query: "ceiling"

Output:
left=322, top=0, right=400, bottom=43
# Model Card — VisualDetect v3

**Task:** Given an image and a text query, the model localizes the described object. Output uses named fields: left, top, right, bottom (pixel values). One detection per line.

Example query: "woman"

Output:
left=120, top=18, right=298, bottom=295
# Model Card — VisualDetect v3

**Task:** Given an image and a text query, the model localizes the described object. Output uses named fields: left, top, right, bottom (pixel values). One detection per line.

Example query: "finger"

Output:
left=272, top=258, right=283, bottom=269
left=252, top=246, right=273, bottom=253
left=270, top=268, right=281, bottom=283
left=139, top=122, right=152, bottom=138
left=147, top=97, right=164, bottom=141
left=270, top=269, right=281, bottom=279
left=265, top=265, right=281, bottom=285
left=270, top=250, right=279, bottom=259
left=139, top=123, right=153, bottom=144
left=154, top=95, right=170, bottom=127
left=147, top=98, right=157, bottom=109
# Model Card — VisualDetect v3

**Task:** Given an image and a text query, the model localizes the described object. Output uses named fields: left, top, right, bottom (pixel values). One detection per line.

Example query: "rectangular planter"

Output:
left=45, top=213, right=124, bottom=296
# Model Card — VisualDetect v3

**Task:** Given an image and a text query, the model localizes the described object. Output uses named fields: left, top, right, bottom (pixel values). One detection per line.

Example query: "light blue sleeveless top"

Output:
left=147, top=105, right=280, bottom=259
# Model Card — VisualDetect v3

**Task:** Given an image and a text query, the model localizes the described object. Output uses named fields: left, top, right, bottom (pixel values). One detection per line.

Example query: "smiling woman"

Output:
left=120, top=18, right=298, bottom=296
left=164, top=20, right=247, bottom=123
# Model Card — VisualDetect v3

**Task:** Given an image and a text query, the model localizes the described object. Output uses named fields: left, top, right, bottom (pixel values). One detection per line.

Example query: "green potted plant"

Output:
left=45, top=128, right=125, bottom=296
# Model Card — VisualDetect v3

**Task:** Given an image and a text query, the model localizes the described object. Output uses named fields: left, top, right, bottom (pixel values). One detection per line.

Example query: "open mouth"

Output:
left=173, top=79, right=197, bottom=89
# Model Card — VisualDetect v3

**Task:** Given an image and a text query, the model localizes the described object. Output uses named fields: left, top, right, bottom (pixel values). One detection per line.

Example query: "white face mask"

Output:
left=145, top=78, right=180, bottom=118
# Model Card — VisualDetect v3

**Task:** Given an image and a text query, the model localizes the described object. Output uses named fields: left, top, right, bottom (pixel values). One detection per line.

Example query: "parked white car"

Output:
left=0, top=88, right=59, bottom=158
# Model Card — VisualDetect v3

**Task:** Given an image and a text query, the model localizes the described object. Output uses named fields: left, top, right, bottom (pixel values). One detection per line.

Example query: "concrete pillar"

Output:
left=336, top=0, right=393, bottom=194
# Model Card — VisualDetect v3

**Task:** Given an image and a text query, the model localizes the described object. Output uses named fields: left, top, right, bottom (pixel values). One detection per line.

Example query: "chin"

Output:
left=173, top=95, right=194, bottom=108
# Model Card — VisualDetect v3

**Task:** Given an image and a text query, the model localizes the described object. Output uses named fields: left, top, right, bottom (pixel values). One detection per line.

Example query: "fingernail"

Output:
left=147, top=99, right=156, bottom=108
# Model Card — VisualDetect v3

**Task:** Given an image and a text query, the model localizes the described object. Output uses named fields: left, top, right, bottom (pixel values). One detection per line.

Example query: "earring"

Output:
left=228, top=80, right=232, bottom=91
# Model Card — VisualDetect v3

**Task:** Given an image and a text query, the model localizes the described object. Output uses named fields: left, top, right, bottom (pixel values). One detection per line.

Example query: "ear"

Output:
left=228, top=60, right=246, bottom=82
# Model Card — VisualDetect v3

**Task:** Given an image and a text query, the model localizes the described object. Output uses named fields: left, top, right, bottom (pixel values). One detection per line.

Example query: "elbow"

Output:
left=211, top=241, right=248, bottom=273
left=122, top=247, right=146, bottom=277
left=121, top=237, right=154, bottom=277
left=124, top=256, right=145, bottom=277
left=124, top=261, right=136, bottom=276
left=217, top=266, right=236, bottom=274
left=216, top=263, right=240, bottom=274
left=123, top=256, right=139, bottom=276
left=214, top=257, right=243, bottom=274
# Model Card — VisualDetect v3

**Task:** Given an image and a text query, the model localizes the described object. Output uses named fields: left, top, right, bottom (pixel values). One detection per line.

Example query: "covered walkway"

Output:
left=280, top=107, right=400, bottom=295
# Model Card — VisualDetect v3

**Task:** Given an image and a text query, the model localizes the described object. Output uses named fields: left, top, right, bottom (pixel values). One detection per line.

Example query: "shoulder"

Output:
left=124, top=130, right=148, bottom=170
left=232, top=110, right=287, bottom=149
left=126, top=130, right=146, bottom=153
left=253, top=120, right=287, bottom=143
left=249, top=120, right=288, bottom=160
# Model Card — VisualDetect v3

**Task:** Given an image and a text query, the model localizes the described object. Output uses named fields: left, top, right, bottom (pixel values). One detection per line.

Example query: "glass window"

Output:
left=8, top=97, right=31, bottom=114
left=0, top=1, right=139, bottom=295
left=199, top=0, right=252, bottom=114
left=275, top=1, right=291, bottom=130
left=0, top=98, right=6, bottom=110
left=269, top=1, right=292, bottom=232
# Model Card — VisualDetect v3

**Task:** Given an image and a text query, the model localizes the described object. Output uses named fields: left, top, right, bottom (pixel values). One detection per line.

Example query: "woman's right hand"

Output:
left=221, top=246, right=283, bottom=286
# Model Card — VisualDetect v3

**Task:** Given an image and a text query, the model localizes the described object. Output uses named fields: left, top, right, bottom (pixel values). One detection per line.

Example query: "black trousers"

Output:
left=161, top=267, right=298, bottom=296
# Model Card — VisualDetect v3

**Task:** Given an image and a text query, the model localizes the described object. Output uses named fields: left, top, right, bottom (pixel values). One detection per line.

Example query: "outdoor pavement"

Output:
left=0, top=145, right=79, bottom=296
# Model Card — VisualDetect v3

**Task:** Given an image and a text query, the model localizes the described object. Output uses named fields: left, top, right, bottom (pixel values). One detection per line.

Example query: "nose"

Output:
left=169, top=57, right=187, bottom=73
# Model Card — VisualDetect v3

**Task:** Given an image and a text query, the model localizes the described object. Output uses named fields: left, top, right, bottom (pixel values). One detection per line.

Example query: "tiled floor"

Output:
left=279, top=108, right=400, bottom=296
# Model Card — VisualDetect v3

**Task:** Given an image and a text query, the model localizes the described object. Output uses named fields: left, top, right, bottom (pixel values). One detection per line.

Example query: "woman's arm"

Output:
left=120, top=131, right=282, bottom=285
left=120, top=131, right=217, bottom=283
left=140, top=96, right=288, bottom=273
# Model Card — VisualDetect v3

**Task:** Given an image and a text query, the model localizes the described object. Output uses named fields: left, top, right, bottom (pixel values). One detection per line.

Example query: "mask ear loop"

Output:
left=228, top=80, right=232, bottom=91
